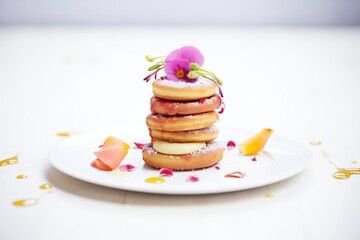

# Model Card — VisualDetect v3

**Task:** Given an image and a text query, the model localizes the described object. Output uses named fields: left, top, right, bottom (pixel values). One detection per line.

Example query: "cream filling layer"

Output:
left=153, top=140, right=206, bottom=155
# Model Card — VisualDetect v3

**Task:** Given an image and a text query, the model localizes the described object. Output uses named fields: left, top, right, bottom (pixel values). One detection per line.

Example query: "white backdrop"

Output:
left=0, top=0, right=360, bottom=25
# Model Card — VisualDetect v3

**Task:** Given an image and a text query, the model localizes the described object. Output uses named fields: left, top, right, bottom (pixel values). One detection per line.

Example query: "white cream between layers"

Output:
left=153, top=139, right=206, bottom=155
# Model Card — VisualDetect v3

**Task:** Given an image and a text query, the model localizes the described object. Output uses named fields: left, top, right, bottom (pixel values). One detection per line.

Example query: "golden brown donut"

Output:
left=150, top=94, right=221, bottom=116
left=142, top=141, right=225, bottom=170
left=152, top=77, right=217, bottom=101
left=149, top=126, right=219, bottom=143
left=146, top=111, right=218, bottom=132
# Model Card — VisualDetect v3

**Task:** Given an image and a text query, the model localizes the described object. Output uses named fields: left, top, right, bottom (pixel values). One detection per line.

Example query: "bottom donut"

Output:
left=142, top=141, right=225, bottom=170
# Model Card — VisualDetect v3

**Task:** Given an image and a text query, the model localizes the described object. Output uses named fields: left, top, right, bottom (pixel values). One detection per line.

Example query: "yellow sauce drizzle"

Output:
left=16, top=174, right=28, bottom=179
left=13, top=184, right=53, bottom=207
left=145, top=177, right=165, bottom=184
left=264, top=193, right=273, bottom=198
left=56, top=132, right=71, bottom=137
left=0, top=154, right=19, bottom=167
left=13, top=198, right=39, bottom=207
left=310, top=140, right=322, bottom=146
left=321, top=149, right=360, bottom=180
left=351, top=160, right=358, bottom=164
left=333, top=168, right=360, bottom=180
left=39, top=183, right=53, bottom=189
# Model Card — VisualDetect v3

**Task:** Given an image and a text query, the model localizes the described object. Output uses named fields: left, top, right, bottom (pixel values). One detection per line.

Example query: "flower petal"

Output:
left=164, top=59, right=191, bottom=81
left=159, top=168, right=173, bottom=176
left=224, top=171, right=246, bottom=178
left=134, top=142, right=146, bottom=149
left=227, top=140, right=236, bottom=150
left=166, top=46, right=204, bottom=66
left=186, top=175, right=199, bottom=182
left=119, top=164, right=136, bottom=172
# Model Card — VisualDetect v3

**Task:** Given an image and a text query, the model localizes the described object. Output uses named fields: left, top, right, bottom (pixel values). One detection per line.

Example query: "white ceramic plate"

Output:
left=50, top=127, right=312, bottom=195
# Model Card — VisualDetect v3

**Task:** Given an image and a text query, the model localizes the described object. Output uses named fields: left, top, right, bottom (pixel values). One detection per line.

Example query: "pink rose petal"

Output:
left=186, top=175, right=199, bottom=182
left=159, top=168, right=173, bottom=176
left=227, top=140, right=236, bottom=150
left=134, top=142, right=146, bottom=149
left=224, top=171, right=246, bottom=178
left=119, top=164, right=136, bottom=172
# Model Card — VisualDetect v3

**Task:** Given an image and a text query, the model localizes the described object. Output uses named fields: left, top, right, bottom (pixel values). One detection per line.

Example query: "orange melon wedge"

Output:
left=92, top=136, right=130, bottom=171
left=103, top=136, right=130, bottom=150
left=239, top=129, right=273, bottom=156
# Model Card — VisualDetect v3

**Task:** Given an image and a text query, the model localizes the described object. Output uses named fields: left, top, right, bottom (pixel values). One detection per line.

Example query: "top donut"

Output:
left=152, top=77, right=217, bottom=101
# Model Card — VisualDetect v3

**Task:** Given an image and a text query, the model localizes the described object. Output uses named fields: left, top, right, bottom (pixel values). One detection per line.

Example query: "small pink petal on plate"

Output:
left=119, top=164, right=137, bottom=172
left=186, top=175, right=199, bottom=182
left=227, top=140, right=236, bottom=150
left=224, top=171, right=246, bottom=178
left=134, top=142, right=146, bottom=149
left=159, top=168, right=173, bottom=176
left=215, top=165, right=220, bottom=170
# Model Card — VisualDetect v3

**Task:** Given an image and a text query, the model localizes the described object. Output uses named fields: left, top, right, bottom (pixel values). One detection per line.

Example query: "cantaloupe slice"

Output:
left=238, top=129, right=273, bottom=156
left=91, top=136, right=130, bottom=171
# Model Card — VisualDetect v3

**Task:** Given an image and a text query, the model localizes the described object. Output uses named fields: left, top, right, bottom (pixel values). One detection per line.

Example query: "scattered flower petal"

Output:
left=119, top=164, right=137, bottom=172
left=186, top=175, right=199, bottom=182
left=252, top=156, right=257, bottom=161
left=225, top=171, right=246, bottom=178
left=215, top=165, right=220, bottom=170
left=227, top=140, right=236, bottom=150
left=159, top=168, right=173, bottom=176
left=134, top=142, right=146, bottom=149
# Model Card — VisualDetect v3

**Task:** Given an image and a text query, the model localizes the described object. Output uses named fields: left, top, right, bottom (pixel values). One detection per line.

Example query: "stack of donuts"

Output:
left=142, top=77, right=225, bottom=170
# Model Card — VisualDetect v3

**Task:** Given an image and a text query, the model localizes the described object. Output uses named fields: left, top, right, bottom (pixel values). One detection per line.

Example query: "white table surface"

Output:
left=1, top=26, right=360, bottom=240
